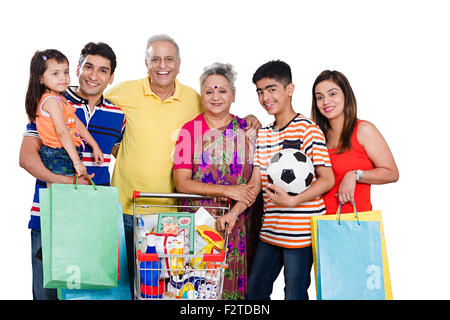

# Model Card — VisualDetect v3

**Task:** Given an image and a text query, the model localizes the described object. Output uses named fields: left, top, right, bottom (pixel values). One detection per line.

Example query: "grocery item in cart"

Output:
left=168, top=270, right=219, bottom=299
left=177, top=282, right=195, bottom=299
left=133, top=192, right=230, bottom=300
left=157, top=212, right=195, bottom=254
left=196, top=225, right=224, bottom=250
left=160, top=216, right=178, bottom=235
left=191, top=243, right=215, bottom=270
left=191, top=225, right=224, bottom=270
left=194, top=207, right=217, bottom=229
left=168, top=230, right=186, bottom=275
left=140, top=280, right=166, bottom=299
left=136, top=215, right=146, bottom=252
left=140, top=234, right=161, bottom=286
left=151, top=231, right=187, bottom=277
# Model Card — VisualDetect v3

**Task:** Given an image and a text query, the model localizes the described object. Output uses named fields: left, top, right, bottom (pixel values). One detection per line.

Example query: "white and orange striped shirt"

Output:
left=254, top=114, right=331, bottom=248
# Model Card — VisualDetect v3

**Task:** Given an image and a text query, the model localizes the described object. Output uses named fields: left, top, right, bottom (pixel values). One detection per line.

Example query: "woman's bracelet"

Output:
left=73, top=160, right=82, bottom=166
left=204, top=183, right=212, bottom=196
left=230, top=210, right=239, bottom=220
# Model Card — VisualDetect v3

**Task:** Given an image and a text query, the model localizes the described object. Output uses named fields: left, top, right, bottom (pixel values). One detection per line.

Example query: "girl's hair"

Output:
left=311, top=70, right=358, bottom=154
left=25, top=49, right=69, bottom=122
left=200, top=62, right=237, bottom=93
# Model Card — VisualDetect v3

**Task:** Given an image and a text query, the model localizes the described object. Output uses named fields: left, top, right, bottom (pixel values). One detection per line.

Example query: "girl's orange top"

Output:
left=35, top=94, right=82, bottom=149
left=323, top=120, right=374, bottom=215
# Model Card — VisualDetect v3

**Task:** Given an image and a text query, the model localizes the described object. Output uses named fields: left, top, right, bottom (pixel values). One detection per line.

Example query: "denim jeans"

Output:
left=247, top=240, right=313, bottom=300
left=39, top=145, right=82, bottom=176
left=31, top=229, right=57, bottom=300
left=123, top=214, right=135, bottom=298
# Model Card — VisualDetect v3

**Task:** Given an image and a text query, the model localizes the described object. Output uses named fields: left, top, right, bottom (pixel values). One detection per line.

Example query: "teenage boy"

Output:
left=228, top=60, right=334, bottom=300
left=19, top=42, right=125, bottom=300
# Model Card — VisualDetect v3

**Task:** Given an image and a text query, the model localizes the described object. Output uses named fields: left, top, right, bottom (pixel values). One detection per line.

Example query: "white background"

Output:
left=1, top=0, right=449, bottom=300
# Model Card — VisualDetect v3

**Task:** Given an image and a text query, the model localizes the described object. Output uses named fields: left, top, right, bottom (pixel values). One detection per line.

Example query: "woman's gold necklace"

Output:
left=204, top=113, right=232, bottom=129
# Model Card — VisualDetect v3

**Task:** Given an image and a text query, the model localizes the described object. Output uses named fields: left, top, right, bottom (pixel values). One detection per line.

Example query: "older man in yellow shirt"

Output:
left=106, top=35, right=202, bottom=216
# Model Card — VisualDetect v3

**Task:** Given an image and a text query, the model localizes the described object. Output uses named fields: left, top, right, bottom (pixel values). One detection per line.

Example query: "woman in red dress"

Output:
left=311, top=70, right=399, bottom=214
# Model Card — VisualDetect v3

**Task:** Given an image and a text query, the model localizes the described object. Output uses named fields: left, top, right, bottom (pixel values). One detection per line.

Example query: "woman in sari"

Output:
left=173, top=62, right=256, bottom=299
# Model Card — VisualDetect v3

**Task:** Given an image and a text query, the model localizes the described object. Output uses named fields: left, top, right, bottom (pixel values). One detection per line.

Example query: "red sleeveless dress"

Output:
left=323, top=120, right=374, bottom=215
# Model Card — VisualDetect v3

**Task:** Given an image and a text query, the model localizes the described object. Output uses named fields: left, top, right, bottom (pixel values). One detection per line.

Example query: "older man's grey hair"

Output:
left=200, top=62, right=237, bottom=93
left=145, top=34, right=180, bottom=62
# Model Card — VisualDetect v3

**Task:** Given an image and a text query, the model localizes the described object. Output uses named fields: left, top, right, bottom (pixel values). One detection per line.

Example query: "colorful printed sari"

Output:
left=182, top=114, right=254, bottom=299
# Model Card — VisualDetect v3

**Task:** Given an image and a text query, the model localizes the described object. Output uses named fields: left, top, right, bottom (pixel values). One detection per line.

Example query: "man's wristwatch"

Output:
left=353, top=169, right=363, bottom=181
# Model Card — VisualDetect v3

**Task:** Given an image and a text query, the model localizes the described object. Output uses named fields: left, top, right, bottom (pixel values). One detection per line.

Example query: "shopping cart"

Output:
left=132, top=192, right=230, bottom=300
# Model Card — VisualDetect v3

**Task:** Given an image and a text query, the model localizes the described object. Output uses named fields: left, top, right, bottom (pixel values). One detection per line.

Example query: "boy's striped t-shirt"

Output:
left=253, top=114, right=331, bottom=248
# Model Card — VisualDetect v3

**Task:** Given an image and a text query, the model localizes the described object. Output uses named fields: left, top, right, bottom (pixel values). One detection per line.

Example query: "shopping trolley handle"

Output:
left=137, top=250, right=226, bottom=263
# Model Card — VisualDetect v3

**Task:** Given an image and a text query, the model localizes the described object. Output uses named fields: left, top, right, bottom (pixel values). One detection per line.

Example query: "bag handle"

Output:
left=336, top=202, right=360, bottom=226
left=73, top=174, right=97, bottom=190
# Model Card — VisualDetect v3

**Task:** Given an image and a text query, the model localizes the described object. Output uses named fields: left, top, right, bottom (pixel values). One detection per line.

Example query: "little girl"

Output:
left=25, top=49, right=103, bottom=183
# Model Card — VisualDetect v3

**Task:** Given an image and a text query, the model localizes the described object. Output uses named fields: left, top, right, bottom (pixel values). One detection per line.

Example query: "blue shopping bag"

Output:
left=311, top=204, right=392, bottom=300
left=58, top=204, right=131, bottom=300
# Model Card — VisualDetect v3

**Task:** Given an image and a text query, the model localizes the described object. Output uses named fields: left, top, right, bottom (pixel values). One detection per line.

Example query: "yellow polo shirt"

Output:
left=105, top=77, right=202, bottom=215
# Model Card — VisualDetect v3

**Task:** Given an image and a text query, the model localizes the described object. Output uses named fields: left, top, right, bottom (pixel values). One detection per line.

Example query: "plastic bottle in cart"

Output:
left=136, top=215, right=145, bottom=251
left=140, top=234, right=161, bottom=287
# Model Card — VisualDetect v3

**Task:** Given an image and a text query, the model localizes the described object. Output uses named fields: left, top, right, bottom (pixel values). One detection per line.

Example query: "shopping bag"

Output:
left=311, top=204, right=392, bottom=300
left=40, top=177, right=119, bottom=289
left=58, top=204, right=131, bottom=300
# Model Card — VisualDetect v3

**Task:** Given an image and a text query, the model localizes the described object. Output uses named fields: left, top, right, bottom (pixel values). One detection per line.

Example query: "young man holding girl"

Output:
left=19, top=42, right=125, bottom=300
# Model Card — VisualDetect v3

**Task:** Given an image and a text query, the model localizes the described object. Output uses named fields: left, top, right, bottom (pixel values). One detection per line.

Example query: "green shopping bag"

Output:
left=40, top=177, right=119, bottom=289
left=58, top=204, right=131, bottom=300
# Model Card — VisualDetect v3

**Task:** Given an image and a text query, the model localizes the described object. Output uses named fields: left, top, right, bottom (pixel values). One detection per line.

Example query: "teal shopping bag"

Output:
left=40, top=178, right=119, bottom=289
left=39, top=188, right=53, bottom=288
left=312, top=204, right=392, bottom=300
left=58, top=204, right=131, bottom=300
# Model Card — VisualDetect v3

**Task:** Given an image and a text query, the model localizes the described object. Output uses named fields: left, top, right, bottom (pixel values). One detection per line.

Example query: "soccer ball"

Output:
left=266, top=148, right=314, bottom=195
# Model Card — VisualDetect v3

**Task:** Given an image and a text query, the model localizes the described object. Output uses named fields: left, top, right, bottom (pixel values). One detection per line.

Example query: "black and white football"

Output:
left=266, top=148, right=314, bottom=195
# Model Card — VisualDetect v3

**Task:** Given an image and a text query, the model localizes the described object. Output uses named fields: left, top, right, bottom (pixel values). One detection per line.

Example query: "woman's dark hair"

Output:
left=252, top=60, right=292, bottom=88
left=311, top=70, right=358, bottom=154
left=25, top=49, right=69, bottom=122
left=78, top=42, right=117, bottom=74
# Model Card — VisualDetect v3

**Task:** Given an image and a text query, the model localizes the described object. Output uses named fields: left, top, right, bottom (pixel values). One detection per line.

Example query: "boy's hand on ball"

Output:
left=266, top=183, right=296, bottom=207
